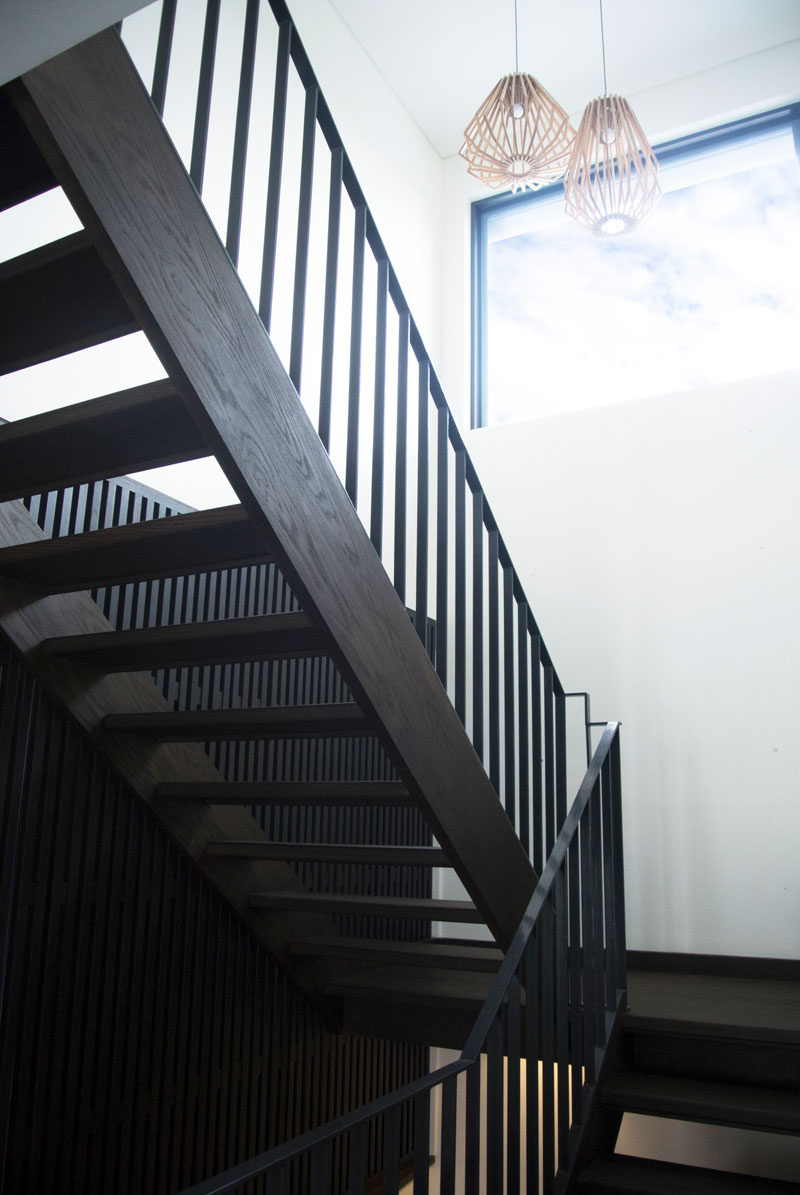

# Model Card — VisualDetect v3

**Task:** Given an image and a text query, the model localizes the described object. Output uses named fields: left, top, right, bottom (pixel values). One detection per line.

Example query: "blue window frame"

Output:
left=470, top=105, right=800, bottom=429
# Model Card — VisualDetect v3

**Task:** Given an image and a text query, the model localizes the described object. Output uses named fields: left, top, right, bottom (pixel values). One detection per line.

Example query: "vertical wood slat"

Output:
left=464, top=1060, right=480, bottom=1195
left=485, top=1015, right=504, bottom=1194
left=225, top=0, right=259, bottom=264
left=414, top=359, right=430, bottom=646
left=189, top=0, right=221, bottom=190
left=345, top=203, right=367, bottom=503
left=289, top=83, right=319, bottom=391
left=259, top=19, right=292, bottom=331
left=524, top=929, right=540, bottom=1195
left=413, top=1088, right=430, bottom=1195
left=318, top=145, right=343, bottom=450
left=506, top=974, right=521, bottom=1195
left=370, top=258, right=389, bottom=554
left=440, top=1073, right=458, bottom=1195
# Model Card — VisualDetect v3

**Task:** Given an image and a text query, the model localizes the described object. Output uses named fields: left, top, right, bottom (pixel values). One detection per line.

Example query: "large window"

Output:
left=471, top=106, right=800, bottom=427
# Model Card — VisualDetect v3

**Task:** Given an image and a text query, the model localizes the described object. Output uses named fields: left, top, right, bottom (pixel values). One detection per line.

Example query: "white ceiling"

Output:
left=328, top=0, right=800, bottom=157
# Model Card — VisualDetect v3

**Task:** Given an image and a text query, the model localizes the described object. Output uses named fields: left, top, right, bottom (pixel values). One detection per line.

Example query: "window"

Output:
left=470, top=106, right=800, bottom=428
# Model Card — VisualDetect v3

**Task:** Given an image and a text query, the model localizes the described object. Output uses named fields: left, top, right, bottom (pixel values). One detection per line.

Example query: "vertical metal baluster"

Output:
left=541, top=899, right=556, bottom=1195
left=435, top=404, right=448, bottom=685
left=413, top=1088, right=430, bottom=1195
left=464, top=1061, right=481, bottom=1195
left=348, top=1120, right=367, bottom=1195
left=259, top=19, right=291, bottom=331
left=383, top=1104, right=401, bottom=1195
left=309, top=1139, right=332, bottom=1194
left=472, top=490, right=484, bottom=761
left=568, top=818, right=584, bottom=1128
left=580, top=801, right=597, bottom=1084
left=393, top=313, right=409, bottom=603
left=318, top=146, right=343, bottom=450
left=517, top=599, right=530, bottom=858
left=601, top=752, right=617, bottom=1018
left=440, top=1073, right=458, bottom=1195
left=454, top=448, right=467, bottom=723
left=487, top=528, right=500, bottom=794
left=189, top=0, right=221, bottom=190
left=506, top=974, right=521, bottom=1194
left=289, top=84, right=318, bottom=392
left=225, top=0, right=259, bottom=264
left=265, top=1162, right=285, bottom=1195
left=414, top=359, right=430, bottom=648
left=555, top=682, right=567, bottom=829
left=610, top=731, right=627, bottom=995
left=345, top=204, right=367, bottom=504
left=525, top=928, right=540, bottom=1195
left=554, top=866, right=571, bottom=1171
left=151, top=0, right=177, bottom=115
left=503, top=564, right=516, bottom=829
left=531, top=632, right=543, bottom=872
left=590, top=780, right=605, bottom=1045
left=486, top=1015, right=504, bottom=1193
left=370, top=259, right=389, bottom=554
left=543, top=663, right=556, bottom=858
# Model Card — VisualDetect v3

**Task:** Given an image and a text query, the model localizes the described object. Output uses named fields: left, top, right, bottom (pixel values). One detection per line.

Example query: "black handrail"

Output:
left=120, top=0, right=589, bottom=860
left=175, top=722, right=625, bottom=1194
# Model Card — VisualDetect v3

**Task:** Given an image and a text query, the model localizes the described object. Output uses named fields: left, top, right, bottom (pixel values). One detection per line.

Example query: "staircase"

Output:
left=2, top=10, right=797, bottom=1195
left=576, top=959, right=800, bottom=1194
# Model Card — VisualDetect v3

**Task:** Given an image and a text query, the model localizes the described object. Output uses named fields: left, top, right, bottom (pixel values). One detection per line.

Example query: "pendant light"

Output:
left=564, top=0, right=660, bottom=235
left=459, top=0, right=575, bottom=194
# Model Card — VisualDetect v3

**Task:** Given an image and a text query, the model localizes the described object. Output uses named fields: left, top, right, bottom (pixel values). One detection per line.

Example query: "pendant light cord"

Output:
left=599, top=0, right=608, bottom=95
left=514, top=0, right=519, bottom=75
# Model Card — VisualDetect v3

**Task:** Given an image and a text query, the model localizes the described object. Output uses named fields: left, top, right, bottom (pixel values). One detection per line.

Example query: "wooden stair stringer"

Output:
left=12, top=30, right=538, bottom=948
left=0, top=499, right=342, bottom=1007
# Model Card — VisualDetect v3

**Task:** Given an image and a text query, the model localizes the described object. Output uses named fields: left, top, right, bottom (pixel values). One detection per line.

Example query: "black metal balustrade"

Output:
left=120, top=0, right=591, bottom=866
left=174, top=721, right=624, bottom=1195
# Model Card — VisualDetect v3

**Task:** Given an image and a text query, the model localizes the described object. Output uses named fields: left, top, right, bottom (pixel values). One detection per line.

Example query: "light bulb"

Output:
left=511, top=101, right=525, bottom=119
left=600, top=215, right=626, bottom=235
left=600, top=126, right=616, bottom=145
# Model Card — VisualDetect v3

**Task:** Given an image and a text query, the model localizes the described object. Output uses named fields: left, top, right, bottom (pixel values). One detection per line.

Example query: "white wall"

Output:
left=466, top=372, right=800, bottom=958
left=0, top=0, right=151, bottom=86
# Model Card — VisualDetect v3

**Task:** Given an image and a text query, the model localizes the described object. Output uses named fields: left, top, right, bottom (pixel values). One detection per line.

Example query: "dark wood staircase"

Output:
left=0, top=44, right=527, bottom=1051
left=574, top=960, right=800, bottom=1194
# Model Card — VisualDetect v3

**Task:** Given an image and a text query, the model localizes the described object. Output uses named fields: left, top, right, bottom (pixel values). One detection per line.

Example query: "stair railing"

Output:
left=119, top=0, right=589, bottom=867
left=175, top=721, right=624, bottom=1194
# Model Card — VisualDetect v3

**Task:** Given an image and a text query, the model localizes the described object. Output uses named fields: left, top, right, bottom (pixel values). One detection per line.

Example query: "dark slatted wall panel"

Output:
left=0, top=638, right=425, bottom=1195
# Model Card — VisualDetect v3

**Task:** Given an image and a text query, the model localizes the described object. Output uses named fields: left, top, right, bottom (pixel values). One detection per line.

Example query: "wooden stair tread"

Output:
left=250, top=893, right=482, bottom=921
left=602, top=1071, right=800, bottom=1133
left=0, top=229, right=138, bottom=375
left=288, top=936, right=503, bottom=972
left=626, top=970, right=800, bottom=1044
left=156, top=779, right=416, bottom=805
left=103, top=702, right=371, bottom=740
left=0, top=379, right=208, bottom=500
left=325, top=963, right=495, bottom=1008
left=0, top=86, right=56, bottom=210
left=578, top=1154, right=800, bottom=1194
left=206, top=842, right=448, bottom=865
left=0, top=505, right=271, bottom=591
left=41, top=611, right=329, bottom=670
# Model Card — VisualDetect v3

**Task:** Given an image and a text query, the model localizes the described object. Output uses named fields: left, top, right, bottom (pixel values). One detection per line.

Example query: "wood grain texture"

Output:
left=102, top=702, right=370, bottom=739
left=0, top=499, right=339, bottom=999
left=156, top=779, right=416, bottom=805
left=0, top=378, right=209, bottom=500
left=0, top=504, right=271, bottom=590
left=17, top=31, right=536, bottom=945
left=289, top=937, right=503, bottom=973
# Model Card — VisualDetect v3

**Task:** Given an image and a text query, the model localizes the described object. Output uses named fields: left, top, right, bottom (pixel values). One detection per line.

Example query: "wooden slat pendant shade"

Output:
left=460, top=73, right=576, bottom=193
left=564, top=94, right=661, bottom=236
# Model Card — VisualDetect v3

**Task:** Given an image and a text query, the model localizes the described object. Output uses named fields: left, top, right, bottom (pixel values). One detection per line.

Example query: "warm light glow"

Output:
left=460, top=73, right=576, bottom=194
left=564, top=94, right=660, bottom=237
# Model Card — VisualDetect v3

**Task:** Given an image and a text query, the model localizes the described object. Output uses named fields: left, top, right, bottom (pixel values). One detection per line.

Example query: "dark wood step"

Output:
left=578, top=1153, right=800, bottom=1195
left=41, top=611, right=328, bottom=671
left=250, top=893, right=482, bottom=921
left=0, top=506, right=270, bottom=591
left=601, top=1071, right=800, bottom=1134
left=103, top=702, right=371, bottom=741
left=0, top=86, right=56, bottom=210
left=289, top=936, right=503, bottom=972
left=206, top=842, right=449, bottom=865
left=0, top=379, right=208, bottom=500
left=0, top=229, right=138, bottom=375
left=156, top=779, right=416, bottom=806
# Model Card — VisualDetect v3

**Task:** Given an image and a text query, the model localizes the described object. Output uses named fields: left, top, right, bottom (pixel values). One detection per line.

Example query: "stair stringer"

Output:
left=11, top=29, right=537, bottom=947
